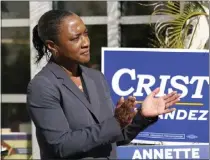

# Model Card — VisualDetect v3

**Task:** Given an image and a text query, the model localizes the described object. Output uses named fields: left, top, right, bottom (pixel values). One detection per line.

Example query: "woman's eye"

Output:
left=71, top=37, right=79, bottom=41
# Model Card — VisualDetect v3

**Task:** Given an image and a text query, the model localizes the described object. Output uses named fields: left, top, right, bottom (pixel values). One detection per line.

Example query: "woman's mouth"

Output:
left=81, top=50, right=90, bottom=56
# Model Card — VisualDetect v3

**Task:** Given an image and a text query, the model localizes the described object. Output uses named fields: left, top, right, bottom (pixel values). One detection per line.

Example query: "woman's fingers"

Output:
left=162, top=108, right=176, bottom=114
left=158, top=107, right=176, bottom=115
left=165, top=97, right=180, bottom=108
left=128, top=96, right=136, bottom=102
left=163, top=91, right=177, bottom=101
left=120, top=96, right=137, bottom=109
left=164, top=92, right=181, bottom=103
left=116, top=97, right=124, bottom=108
left=127, top=96, right=136, bottom=108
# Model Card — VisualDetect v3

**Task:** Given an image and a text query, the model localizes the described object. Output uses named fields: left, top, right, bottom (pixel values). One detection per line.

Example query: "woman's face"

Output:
left=56, top=14, right=90, bottom=64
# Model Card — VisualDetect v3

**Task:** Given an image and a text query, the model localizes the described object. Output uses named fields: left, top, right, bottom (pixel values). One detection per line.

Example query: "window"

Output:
left=1, top=2, right=31, bottom=156
left=1, top=1, right=29, bottom=19
left=2, top=103, right=31, bottom=133
left=121, top=1, right=160, bottom=16
left=2, top=27, right=30, bottom=93
left=54, top=1, right=107, bottom=16
left=121, top=24, right=156, bottom=48
left=86, top=25, right=107, bottom=70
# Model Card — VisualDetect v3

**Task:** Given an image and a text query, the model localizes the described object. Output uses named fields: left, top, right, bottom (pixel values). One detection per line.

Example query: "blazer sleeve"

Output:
left=27, top=76, right=124, bottom=158
left=117, top=109, right=158, bottom=145
left=99, top=72, right=158, bottom=145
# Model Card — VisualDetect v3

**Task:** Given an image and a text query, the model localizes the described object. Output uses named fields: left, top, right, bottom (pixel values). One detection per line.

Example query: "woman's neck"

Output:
left=61, top=63, right=79, bottom=77
left=52, top=56, right=80, bottom=77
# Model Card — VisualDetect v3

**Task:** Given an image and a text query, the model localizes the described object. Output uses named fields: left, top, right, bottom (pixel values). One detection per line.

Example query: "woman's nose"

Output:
left=81, top=35, right=90, bottom=47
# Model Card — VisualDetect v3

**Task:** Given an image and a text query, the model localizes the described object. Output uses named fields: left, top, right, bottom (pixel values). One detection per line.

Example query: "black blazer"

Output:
left=27, top=61, right=158, bottom=159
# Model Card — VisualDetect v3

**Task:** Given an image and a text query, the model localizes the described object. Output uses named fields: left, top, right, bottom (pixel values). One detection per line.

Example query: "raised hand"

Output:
left=141, top=88, right=181, bottom=118
left=114, top=96, right=138, bottom=128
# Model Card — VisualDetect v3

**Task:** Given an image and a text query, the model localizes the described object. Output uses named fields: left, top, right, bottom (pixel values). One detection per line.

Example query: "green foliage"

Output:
left=144, top=1, right=209, bottom=48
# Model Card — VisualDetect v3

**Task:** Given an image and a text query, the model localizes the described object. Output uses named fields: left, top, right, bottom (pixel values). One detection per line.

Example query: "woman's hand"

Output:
left=114, top=87, right=181, bottom=127
left=114, top=96, right=138, bottom=128
left=141, top=88, right=181, bottom=118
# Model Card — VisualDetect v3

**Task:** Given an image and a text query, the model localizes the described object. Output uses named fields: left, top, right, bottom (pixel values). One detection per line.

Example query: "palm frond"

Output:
left=150, top=1, right=209, bottom=49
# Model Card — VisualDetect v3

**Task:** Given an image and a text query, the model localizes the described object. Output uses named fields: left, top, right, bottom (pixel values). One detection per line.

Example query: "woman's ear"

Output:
left=45, top=40, right=59, bottom=56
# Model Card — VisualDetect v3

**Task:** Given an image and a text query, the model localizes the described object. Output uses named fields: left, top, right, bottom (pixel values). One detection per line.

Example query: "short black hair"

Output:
left=32, top=10, right=74, bottom=63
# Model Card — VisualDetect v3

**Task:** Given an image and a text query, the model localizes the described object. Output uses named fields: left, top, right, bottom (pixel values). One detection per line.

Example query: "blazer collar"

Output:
left=46, top=61, right=100, bottom=123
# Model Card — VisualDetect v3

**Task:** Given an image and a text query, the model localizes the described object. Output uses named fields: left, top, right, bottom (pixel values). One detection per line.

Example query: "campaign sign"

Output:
left=117, top=145, right=209, bottom=159
left=102, top=48, right=209, bottom=143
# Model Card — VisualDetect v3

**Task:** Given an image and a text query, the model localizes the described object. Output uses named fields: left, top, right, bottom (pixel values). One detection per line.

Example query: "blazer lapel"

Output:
left=62, top=75, right=91, bottom=108
left=46, top=61, right=100, bottom=123
left=81, top=66, right=100, bottom=122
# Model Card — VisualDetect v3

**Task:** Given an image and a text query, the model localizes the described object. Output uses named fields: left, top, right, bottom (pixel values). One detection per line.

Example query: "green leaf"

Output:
left=149, top=1, right=208, bottom=49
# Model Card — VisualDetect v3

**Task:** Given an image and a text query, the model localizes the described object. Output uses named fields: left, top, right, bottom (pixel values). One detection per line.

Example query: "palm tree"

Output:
left=146, top=1, right=209, bottom=49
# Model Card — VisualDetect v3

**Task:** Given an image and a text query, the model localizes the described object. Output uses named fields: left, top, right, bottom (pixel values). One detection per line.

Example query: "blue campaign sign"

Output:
left=117, top=145, right=209, bottom=159
left=102, top=48, right=209, bottom=143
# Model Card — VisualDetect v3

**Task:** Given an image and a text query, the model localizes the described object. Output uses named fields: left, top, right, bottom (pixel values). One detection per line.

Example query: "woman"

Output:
left=27, top=10, right=180, bottom=159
